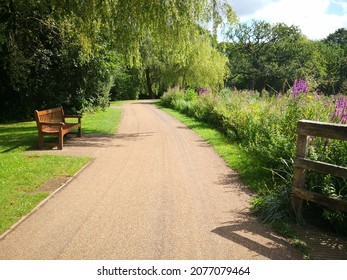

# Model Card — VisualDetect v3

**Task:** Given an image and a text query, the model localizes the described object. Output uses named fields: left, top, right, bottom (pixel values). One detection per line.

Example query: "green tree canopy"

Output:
left=322, top=28, right=347, bottom=94
left=179, top=35, right=229, bottom=90
left=324, top=28, right=347, bottom=53
left=223, top=20, right=328, bottom=93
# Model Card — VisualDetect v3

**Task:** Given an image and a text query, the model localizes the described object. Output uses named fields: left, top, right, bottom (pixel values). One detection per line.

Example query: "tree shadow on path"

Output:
left=212, top=214, right=303, bottom=260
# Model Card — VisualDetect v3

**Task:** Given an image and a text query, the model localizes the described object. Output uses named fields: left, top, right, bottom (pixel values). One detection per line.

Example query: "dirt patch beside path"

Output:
left=32, top=176, right=71, bottom=194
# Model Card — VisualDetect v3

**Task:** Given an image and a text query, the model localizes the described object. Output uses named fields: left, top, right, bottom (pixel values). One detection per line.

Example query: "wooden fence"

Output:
left=291, top=120, right=347, bottom=222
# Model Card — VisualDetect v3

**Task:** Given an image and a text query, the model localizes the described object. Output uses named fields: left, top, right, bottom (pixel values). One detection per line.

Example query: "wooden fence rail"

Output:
left=291, top=120, right=347, bottom=222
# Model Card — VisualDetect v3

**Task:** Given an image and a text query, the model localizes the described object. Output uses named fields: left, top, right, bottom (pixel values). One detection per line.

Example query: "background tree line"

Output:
left=221, top=21, right=347, bottom=95
left=1, top=0, right=346, bottom=122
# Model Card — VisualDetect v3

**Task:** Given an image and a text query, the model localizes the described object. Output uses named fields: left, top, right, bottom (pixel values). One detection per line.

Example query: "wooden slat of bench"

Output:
left=42, top=123, right=80, bottom=134
left=41, top=126, right=62, bottom=134
left=36, top=107, right=62, bottom=115
left=37, top=110, right=64, bottom=124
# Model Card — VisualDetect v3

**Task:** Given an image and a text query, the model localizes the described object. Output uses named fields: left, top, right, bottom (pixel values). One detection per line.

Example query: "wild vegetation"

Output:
left=160, top=84, right=347, bottom=235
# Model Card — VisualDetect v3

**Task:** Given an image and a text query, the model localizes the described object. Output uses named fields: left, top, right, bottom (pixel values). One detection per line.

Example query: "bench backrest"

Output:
left=34, top=107, right=65, bottom=125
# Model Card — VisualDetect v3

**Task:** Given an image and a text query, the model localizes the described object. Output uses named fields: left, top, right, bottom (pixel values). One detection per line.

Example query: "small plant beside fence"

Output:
left=291, top=120, right=347, bottom=222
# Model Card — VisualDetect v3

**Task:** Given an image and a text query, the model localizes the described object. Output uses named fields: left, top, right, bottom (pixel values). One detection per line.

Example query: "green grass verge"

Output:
left=83, top=107, right=122, bottom=134
left=110, top=100, right=131, bottom=106
left=0, top=106, right=122, bottom=235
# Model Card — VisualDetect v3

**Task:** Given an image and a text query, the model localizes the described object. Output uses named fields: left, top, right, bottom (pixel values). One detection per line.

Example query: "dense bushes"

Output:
left=161, top=86, right=347, bottom=235
left=0, top=3, right=120, bottom=121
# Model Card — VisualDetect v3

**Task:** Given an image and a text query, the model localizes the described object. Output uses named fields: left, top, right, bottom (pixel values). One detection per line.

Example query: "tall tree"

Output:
left=316, top=42, right=344, bottom=94
left=324, top=28, right=347, bottom=53
left=179, top=34, right=229, bottom=90
left=323, top=28, right=347, bottom=94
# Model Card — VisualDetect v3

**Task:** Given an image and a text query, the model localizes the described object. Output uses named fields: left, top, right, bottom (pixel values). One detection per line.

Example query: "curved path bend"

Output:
left=0, top=101, right=301, bottom=259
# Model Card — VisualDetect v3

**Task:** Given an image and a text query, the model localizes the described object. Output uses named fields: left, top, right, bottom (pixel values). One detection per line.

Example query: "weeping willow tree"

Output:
left=0, top=0, right=236, bottom=120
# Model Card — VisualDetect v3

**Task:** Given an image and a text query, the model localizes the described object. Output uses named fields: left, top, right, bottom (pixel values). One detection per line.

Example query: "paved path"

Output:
left=0, top=101, right=301, bottom=259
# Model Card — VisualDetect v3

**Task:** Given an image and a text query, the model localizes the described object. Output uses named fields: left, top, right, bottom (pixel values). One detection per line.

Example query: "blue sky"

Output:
left=227, top=0, right=347, bottom=40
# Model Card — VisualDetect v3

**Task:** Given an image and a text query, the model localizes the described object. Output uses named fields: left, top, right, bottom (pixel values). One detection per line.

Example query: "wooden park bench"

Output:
left=34, top=106, right=82, bottom=150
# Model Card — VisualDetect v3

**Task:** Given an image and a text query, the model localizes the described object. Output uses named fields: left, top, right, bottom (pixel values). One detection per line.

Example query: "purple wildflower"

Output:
left=331, top=95, right=347, bottom=124
left=292, top=79, right=309, bottom=98
left=198, top=88, right=209, bottom=95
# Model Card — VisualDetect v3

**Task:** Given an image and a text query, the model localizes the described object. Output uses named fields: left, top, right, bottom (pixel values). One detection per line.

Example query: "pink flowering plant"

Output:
left=292, top=79, right=309, bottom=98
left=332, top=95, right=347, bottom=124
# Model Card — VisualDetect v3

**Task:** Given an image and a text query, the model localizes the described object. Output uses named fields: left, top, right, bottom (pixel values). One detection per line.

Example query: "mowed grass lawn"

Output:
left=0, top=107, right=122, bottom=235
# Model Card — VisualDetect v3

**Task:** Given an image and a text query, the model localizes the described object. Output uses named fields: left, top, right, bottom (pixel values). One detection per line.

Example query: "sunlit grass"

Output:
left=83, top=107, right=122, bottom=134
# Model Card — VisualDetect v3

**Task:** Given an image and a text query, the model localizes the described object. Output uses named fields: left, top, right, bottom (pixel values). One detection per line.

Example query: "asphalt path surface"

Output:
left=0, top=101, right=301, bottom=259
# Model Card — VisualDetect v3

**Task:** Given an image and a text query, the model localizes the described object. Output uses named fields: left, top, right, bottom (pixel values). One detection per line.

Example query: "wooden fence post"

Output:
left=291, top=132, right=309, bottom=223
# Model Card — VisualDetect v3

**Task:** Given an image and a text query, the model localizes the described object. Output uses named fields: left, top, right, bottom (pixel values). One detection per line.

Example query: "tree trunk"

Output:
left=145, top=67, right=154, bottom=99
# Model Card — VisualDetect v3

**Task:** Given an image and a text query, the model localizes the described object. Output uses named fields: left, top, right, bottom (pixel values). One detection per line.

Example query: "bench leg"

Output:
left=78, top=127, right=81, bottom=137
left=59, top=130, right=64, bottom=150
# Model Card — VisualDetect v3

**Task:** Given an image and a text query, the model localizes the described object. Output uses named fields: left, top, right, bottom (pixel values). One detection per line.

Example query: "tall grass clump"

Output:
left=160, top=82, right=347, bottom=235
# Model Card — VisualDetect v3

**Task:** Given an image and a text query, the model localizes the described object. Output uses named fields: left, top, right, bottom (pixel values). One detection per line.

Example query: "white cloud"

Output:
left=228, top=0, right=347, bottom=40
